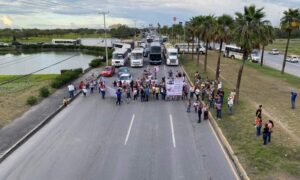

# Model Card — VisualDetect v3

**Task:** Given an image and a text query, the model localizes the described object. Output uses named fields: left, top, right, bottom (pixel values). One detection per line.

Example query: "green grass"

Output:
left=0, top=74, right=58, bottom=127
left=181, top=57, right=300, bottom=179
left=266, top=38, right=300, bottom=56
left=0, top=32, right=110, bottom=43
left=246, top=61, right=300, bottom=89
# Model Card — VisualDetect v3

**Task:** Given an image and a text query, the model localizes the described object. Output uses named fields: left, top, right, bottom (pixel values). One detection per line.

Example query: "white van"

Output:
left=130, top=48, right=144, bottom=67
left=164, top=43, right=179, bottom=66
left=112, top=48, right=129, bottom=67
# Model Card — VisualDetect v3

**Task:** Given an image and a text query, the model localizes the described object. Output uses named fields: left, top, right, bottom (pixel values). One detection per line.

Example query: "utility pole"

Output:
left=99, top=11, right=109, bottom=66
left=134, top=20, right=137, bottom=41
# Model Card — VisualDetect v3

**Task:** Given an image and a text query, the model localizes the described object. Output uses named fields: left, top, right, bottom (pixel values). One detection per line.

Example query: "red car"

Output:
left=100, top=66, right=115, bottom=77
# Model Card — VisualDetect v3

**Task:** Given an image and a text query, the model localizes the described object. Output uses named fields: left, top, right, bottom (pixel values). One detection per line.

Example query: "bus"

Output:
left=149, top=42, right=162, bottom=65
left=223, top=45, right=243, bottom=59
left=175, top=43, right=205, bottom=54
left=52, top=39, right=81, bottom=45
left=130, top=48, right=144, bottom=67
left=112, top=48, right=129, bottom=67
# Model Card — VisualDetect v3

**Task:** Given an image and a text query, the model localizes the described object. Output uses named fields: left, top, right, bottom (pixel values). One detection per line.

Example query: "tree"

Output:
left=199, top=15, right=216, bottom=72
left=194, top=16, right=205, bottom=67
left=280, top=8, right=300, bottom=74
left=214, top=14, right=234, bottom=80
left=260, top=23, right=274, bottom=66
left=233, top=5, right=268, bottom=102
left=187, top=17, right=198, bottom=61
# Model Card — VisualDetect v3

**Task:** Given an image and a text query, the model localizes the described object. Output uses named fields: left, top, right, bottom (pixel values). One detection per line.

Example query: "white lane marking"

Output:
left=124, top=114, right=135, bottom=145
left=208, top=121, right=239, bottom=180
left=169, top=114, right=176, bottom=148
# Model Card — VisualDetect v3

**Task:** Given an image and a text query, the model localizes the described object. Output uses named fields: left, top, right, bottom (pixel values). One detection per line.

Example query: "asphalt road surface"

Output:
left=0, top=59, right=239, bottom=180
left=263, top=51, right=300, bottom=77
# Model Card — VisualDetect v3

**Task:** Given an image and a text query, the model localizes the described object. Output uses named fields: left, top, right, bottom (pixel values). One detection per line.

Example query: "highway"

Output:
left=263, top=52, right=300, bottom=77
left=0, top=60, right=238, bottom=180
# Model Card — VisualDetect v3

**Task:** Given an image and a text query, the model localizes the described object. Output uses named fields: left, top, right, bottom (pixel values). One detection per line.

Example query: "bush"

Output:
left=39, top=86, right=50, bottom=97
left=89, top=58, right=102, bottom=68
left=51, top=68, right=83, bottom=88
left=27, top=96, right=38, bottom=106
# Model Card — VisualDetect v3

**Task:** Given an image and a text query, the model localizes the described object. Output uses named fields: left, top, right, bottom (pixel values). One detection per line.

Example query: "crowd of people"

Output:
left=255, top=105, right=275, bottom=145
left=65, top=68, right=279, bottom=146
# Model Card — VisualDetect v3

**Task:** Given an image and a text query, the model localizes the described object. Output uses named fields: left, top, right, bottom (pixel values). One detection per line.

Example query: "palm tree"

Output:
left=188, top=17, right=198, bottom=61
left=260, top=23, right=274, bottom=66
left=199, top=15, right=216, bottom=73
left=194, top=16, right=205, bottom=67
left=280, top=8, right=300, bottom=74
left=214, top=14, right=234, bottom=80
left=233, top=5, right=268, bottom=102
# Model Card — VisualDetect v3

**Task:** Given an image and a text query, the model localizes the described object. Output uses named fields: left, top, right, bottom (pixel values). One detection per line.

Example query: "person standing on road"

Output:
left=125, top=86, right=131, bottom=104
left=198, top=103, right=203, bottom=123
left=262, top=123, right=269, bottom=145
left=116, top=89, right=122, bottom=105
left=256, top=105, right=262, bottom=119
left=255, top=117, right=262, bottom=136
left=99, top=82, right=106, bottom=99
left=291, top=91, right=297, bottom=109
left=145, top=86, right=150, bottom=102
left=155, top=85, right=160, bottom=100
left=189, top=85, right=195, bottom=99
left=187, top=99, right=192, bottom=113
left=67, top=83, right=75, bottom=98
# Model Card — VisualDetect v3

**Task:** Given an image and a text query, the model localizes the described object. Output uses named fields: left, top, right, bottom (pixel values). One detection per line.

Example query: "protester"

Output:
left=133, top=88, right=138, bottom=101
left=262, top=123, right=269, bottom=145
left=195, top=87, right=200, bottom=101
left=291, top=91, right=297, bottom=109
left=155, top=85, right=160, bottom=100
left=187, top=99, right=192, bottom=113
left=256, top=105, right=262, bottom=119
left=227, top=96, right=234, bottom=115
left=203, top=104, right=209, bottom=120
left=67, top=83, right=75, bottom=98
left=216, top=100, right=222, bottom=119
left=145, top=86, right=150, bottom=101
left=198, top=103, right=203, bottom=123
left=189, top=85, right=195, bottom=99
left=193, top=100, right=199, bottom=113
left=116, top=88, right=122, bottom=105
left=255, top=117, right=262, bottom=136
left=82, top=85, right=87, bottom=97
left=267, top=120, right=274, bottom=143
left=99, top=82, right=106, bottom=99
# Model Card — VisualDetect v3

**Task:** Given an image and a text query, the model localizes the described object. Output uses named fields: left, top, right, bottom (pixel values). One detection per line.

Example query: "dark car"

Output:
left=100, top=66, right=115, bottom=77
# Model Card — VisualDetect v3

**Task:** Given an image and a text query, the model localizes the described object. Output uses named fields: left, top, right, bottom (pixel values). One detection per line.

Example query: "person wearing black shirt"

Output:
left=256, top=105, right=262, bottom=119
left=262, top=123, right=269, bottom=145
left=198, top=104, right=203, bottom=123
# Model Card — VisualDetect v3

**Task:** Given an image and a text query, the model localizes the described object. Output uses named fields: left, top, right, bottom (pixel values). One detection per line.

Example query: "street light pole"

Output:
left=99, top=11, right=109, bottom=66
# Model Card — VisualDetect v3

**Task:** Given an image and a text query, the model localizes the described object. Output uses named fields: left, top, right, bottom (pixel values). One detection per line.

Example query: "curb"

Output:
left=180, top=64, right=250, bottom=180
left=0, top=89, right=82, bottom=164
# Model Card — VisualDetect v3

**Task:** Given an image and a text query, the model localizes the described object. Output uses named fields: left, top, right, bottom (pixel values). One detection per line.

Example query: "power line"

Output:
left=0, top=54, right=79, bottom=86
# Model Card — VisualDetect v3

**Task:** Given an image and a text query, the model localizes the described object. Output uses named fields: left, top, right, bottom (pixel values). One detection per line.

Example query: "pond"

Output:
left=0, top=52, right=96, bottom=75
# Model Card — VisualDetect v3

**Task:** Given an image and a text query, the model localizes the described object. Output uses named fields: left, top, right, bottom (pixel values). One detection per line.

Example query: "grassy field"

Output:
left=0, top=74, right=57, bottom=128
left=266, top=38, right=300, bottom=56
left=181, top=52, right=300, bottom=180
left=0, top=32, right=109, bottom=43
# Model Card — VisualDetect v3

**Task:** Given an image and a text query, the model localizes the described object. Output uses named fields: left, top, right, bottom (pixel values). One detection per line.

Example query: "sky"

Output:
left=0, top=0, right=299, bottom=29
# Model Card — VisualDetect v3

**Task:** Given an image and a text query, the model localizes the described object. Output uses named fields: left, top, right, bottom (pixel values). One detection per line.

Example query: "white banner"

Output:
left=166, top=77, right=184, bottom=96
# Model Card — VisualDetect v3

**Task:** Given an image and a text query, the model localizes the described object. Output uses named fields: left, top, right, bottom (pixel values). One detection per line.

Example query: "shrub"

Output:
left=27, top=96, right=38, bottom=106
left=89, top=58, right=102, bottom=68
left=51, top=68, right=83, bottom=88
left=39, top=86, right=50, bottom=97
